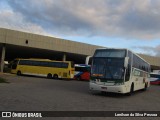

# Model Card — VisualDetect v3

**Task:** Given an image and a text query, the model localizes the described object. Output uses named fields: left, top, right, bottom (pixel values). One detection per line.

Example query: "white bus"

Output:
left=90, top=48, right=151, bottom=95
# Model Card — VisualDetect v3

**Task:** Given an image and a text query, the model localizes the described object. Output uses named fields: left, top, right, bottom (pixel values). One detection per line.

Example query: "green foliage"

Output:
left=0, top=77, right=9, bottom=83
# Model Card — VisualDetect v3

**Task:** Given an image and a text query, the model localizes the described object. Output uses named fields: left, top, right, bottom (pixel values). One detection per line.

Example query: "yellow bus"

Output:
left=11, top=58, right=75, bottom=79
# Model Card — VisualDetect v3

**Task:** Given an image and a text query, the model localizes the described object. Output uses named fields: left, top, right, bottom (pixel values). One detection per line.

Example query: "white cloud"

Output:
left=0, top=0, right=160, bottom=56
left=1, top=0, right=160, bottom=39
left=0, top=4, right=49, bottom=36
left=133, top=45, right=160, bottom=56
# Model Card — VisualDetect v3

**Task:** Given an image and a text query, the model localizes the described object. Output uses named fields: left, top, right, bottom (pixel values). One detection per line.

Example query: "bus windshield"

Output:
left=91, top=49, right=126, bottom=82
left=94, top=49, right=126, bottom=58
left=92, top=58, right=125, bottom=81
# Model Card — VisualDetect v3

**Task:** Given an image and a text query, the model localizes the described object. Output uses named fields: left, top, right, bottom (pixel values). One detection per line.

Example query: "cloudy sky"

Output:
left=0, top=0, right=160, bottom=57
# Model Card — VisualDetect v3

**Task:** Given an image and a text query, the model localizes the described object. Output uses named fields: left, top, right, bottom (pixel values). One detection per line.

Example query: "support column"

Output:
left=62, top=53, right=66, bottom=61
left=1, top=44, right=6, bottom=72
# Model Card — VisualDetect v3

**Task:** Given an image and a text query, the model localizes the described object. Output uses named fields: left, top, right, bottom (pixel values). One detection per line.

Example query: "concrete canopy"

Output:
left=0, top=28, right=102, bottom=64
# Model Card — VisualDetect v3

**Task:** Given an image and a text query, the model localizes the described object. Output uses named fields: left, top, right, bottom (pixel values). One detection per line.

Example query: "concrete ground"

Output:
left=0, top=73, right=160, bottom=120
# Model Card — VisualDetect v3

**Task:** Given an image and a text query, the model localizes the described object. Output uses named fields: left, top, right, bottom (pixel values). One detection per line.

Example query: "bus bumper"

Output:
left=89, top=82, right=127, bottom=94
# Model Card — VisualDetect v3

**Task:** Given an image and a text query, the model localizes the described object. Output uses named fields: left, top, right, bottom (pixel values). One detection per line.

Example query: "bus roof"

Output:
left=95, top=48, right=150, bottom=65
left=15, top=58, right=51, bottom=61
left=14, top=58, right=72, bottom=63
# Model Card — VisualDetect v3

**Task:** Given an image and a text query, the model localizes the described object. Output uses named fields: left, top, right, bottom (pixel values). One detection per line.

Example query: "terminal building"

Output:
left=0, top=28, right=160, bottom=72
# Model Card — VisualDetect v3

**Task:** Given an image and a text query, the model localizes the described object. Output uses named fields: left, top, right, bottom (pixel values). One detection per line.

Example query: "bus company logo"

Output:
left=2, top=112, right=11, bottom=117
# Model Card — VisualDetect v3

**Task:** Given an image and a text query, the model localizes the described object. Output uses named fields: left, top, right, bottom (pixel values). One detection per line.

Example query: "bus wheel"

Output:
left=101, top=91, right=107, bottom=95
left=17, top=71, right=21, bottom=76
left=47, top=73, right=52, bottom=79
left=53, top=74, right=58, bottom=79
left=143, top=83, right=148, bottom=91
left=77, top=76, right=81, bottom=81
left=127, top=83, right=134, bottom=96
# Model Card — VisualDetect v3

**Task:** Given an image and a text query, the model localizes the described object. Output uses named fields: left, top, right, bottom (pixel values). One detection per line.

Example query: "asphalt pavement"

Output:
left=0, top=73, right=159, bottom=119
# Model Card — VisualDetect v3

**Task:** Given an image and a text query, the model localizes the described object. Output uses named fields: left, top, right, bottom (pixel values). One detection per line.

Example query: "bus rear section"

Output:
left=74, top=64, right=91, bottom=81
left=150, top=73, right=160, bottom=85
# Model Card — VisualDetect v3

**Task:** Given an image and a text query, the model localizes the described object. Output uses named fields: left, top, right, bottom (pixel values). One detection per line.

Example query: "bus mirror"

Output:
left=124, top=57, right=129, bottom=68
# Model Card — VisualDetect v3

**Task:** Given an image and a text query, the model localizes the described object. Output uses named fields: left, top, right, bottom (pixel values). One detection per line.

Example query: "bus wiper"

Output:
left=105, top=59, right=114, bottom=80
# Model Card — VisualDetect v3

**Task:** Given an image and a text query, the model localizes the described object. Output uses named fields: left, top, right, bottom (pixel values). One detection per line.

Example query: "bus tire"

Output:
left=77, top=76, right=81, bottom=81
left=53, top=74, right=58, bottom=79
left=17, top=71, right=21, bottom=76
left=143, top=83, right=148, bottom=91
left=101, top=91, right=107, bottom=95
left=47, top=73, right=52, bottom=79
left=127, top=83, right=134, bottom=96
